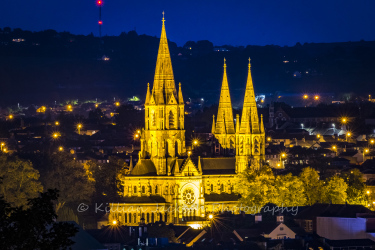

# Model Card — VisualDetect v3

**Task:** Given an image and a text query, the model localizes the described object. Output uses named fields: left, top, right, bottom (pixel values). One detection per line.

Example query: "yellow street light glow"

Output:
left=267, top=137, right=271, bottom=141
left=342, top=118, right=347, bottom=124
left=208, top=214, right=213, bottom=219
left=137, top=130, right=141, bottom=134
left=332, top=145, right=337, bottom=150
left=135, top=134, right=139, bottom=138
left=371, top=139, right=375, bottom=144
left=9, top=114, right=13, bottom=119
left=188, top=151, right=192, bottom=156
left=112, top=220, right=117, bottom=225
left=314, top=95, right=319, bottom=100
left=55, top=121, right=59, bottom=126
left=95, top=103, right=99, bottom=108
left=59, top=146, right=63, bottom=151
left=52, top=132, right=60, bottom=139
left=317, top=134, right=321, bottom=138
left=365, top=148, right=369, bottom=153
left=281, top=153, right=286, bottom=158
left=1, top=143, right=4, bottom=146
left=347, top=132, right=351, bottom=137
left=3, top=148, right=7, bottom=152
left=303, top=94, right=308, bottom=99
left=77, top=124, right=82, bottom=128
left=367, top=190, right=370, bottom=194
left=277, top=163, right=281, bottom=167
left=115, top=102, right=120, bottom=106
left=194, top=140, right=198, bottom=145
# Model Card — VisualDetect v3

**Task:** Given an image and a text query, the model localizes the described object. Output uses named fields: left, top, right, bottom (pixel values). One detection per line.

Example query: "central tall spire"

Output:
left=153, top=12, right=176, bottom=104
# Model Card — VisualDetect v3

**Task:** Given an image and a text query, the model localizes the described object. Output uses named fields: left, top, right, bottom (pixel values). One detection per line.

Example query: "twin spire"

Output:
left=213, top=58, right=261, bottom=135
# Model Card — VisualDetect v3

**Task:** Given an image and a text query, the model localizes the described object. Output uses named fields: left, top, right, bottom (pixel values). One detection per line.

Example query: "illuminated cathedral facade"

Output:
left=109, top=15, right=265, bottom=228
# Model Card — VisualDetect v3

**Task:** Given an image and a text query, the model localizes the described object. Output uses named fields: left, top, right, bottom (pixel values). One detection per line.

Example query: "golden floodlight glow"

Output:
left=52, top=132, right=60, bottom=139
left=188, top=151, right=192, bottom=156
left=208, top=214, right=213, bottom=219
left=112, top=220, right=117, bottom=225
left=55, top=121, right=59, bottom=126
left=115, top=102, right=120, bottom=106
left=59, top=146, right=63, bottom=151
left=9, top=114, right=13, bottom=119
left=347, top=132, right=351, bottom=137
left=135, top=134, right=139, bottom=139
left=3, top=148, right=7, bottom=152
left=317, top=134, right=321, bottom=138
left=365, top=148, right=369, bottom=153
left=314, top=95, right=319, bottom=100
left=371, top=139, right=375, bottom=144
left=303, top=94, right=308, bottom=99
left=194, top=140, right=198, bottom=145
left=332, top=145, right=337, bottom=150
left=281, top=153, right=286, bottom=158
left=267, top=137, right=271, bottom=141
left=367, top=190, right=370, bottom=194
left=342, top=118, right=347, bottom=124
left=137, top=130, right=141, bottom=134
left=95, top=103, right=99, bottom=108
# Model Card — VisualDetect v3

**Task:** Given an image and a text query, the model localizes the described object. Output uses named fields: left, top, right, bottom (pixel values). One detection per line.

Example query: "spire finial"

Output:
left=223, top=57, right=226, bottom=69
left=147, top=82, right=150, bottom=87
left=162, top=11, right=165, bottom=24
left=248, top=57, right=251, bottom=68
left=179, top=82, right=181, bottom=87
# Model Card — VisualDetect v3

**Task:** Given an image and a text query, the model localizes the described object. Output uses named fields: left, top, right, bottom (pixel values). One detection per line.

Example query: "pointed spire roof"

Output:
left=178, top=82, right=184, bottom=104
left=145, top=83, right=151, bottom=105
left=240, top=58, right=260, bottom=134
left=152, top=12, right=176, bottom=105
left=260, top=114, right=265, bottom=133
left=215, top=58, right=235, bottom=134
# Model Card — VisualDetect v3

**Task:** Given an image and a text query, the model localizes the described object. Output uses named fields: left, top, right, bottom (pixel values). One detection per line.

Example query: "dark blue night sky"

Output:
left=1, top=0, right=375, bottom=46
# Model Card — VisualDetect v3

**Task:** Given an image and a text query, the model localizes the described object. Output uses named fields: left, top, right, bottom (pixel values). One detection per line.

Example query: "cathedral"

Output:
left=109, top=15, right=265, bottom=228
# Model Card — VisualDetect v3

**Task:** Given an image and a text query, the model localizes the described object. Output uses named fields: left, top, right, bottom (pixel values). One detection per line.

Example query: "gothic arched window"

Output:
left=169, top=110, right=174, bottom=129
left=142, top=186, right=145, bottom=193
left=134, top=186, right=137, bottom=194
left=152, top=110, right=156, bottom=126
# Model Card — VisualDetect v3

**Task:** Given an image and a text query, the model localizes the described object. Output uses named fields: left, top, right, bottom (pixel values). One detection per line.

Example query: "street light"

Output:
left=8, top=114, right=13, bottom=120
left=267, top=137, right=272, bottom=142
left=55, top=121, right=59, bottom=126
left=342, top=117, right=347, bottom=124
left=280, top=152, right=287, bottom=168
left=332, top=145, right=337, bottom=156
left=346, top=132, right=351, bottom=142
left=303, top=94, right=308, bottom=99
left=0, top=142, right=4, bottom=151
left=314, top=95, right=319, bottom=100
left=58, top=146, right=63, bottom=151
left=77, top=124, right=82, bottom=135
left=317, top=134, right=321, bottom=139
left=52, top=132, right=60, bottom=139
left=115, top=102, right=120, bottom=107
left=364, top=148, right=369, bottom=162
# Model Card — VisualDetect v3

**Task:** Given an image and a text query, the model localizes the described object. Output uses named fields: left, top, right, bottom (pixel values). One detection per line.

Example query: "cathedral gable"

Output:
left=179, top=158, right=200, bottom=176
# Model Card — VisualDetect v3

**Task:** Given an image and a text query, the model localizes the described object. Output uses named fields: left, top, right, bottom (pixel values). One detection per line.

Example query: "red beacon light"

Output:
left=98, top=20, right=103, bottom=25
left=97, top=0, right=103, bottom=6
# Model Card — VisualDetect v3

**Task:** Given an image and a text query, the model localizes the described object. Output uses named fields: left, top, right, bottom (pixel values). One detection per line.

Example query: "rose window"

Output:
left=182, top=188, right=196, bottom=205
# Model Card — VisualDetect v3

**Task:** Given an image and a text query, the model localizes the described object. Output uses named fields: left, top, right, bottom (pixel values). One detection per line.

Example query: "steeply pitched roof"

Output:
left=201, top=158, right=236, bottom=175
left=294, top=203, right=372, bottom=220
left=131, top=159, right=157, bottom=176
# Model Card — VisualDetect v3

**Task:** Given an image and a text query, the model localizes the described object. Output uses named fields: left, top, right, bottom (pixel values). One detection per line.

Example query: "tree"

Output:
left=275, top=173, right=306, bottom=207
left=323, top=176, right=348, bottom=204
left=237, top=166, right=277, bottom=212
left=0, top=155, right=43, bottom=207
left=43, top=152, right=94, bottom=212
left=87, top=156, right=129, bottom=200
left=299, top=167, right=324, bottom=205
left=0, top=189, right=78, bottom=249
left=341, top=169, right=368, bottom=205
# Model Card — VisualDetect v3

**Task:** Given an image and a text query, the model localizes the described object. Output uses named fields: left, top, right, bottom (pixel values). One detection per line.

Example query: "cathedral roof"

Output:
left=131, top=159, right=157, bottom=176
left=200, top=158, right=236, bottom=175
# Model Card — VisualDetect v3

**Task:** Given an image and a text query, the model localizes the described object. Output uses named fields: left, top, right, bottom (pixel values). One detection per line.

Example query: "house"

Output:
left=294, top=204, right=372, bottom=234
